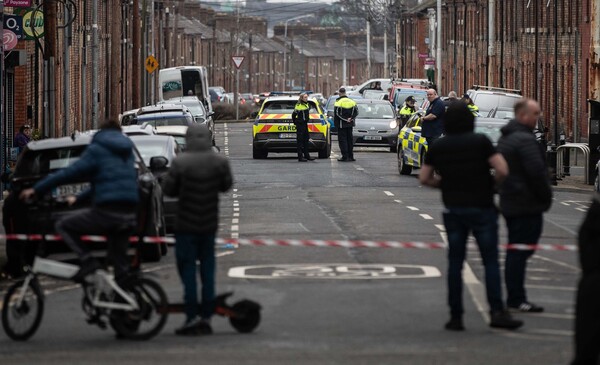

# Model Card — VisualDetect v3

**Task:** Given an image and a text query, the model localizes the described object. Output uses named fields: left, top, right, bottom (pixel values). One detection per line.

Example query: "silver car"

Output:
left=352, top=99, right=399, bottom=153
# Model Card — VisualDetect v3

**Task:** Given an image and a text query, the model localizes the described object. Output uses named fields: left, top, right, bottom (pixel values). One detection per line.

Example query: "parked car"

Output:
left=209, top=86, right=226, bottom=103
left=362, top=90, right=387, bottom=100
left=487, top=106, right=515, bottom=120
left=348, top=78, right=394, bottom=97
left=160, top=96, right=215, bottom=145
left=119, top=108, right=139, bottom=126
left=156, top=125, right=188, bottom=150
left=474, top=117, right=510, bottom=145
left=135, top=111, right=195, bottom=128
left=466, top=86, right=522, bottom=116
left=122, top=124, right=157, bottom=136
left=2, top=134, right=167, bottom=264
left=352, top=99, right=399, bottom=152
left=397, top=113, right=428, bottom=176
left=130, top=135, right=181, bottom=233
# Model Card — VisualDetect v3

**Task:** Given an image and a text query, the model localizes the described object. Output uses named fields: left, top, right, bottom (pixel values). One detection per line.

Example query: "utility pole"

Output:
left=172, top=2, right=178, bottom=67
left=44, top=0, right=57, bottom=136
left=91, top=0, right=99, bottom=128
left=63, top=3, right=71, bottom=136
left=551, top=0, right=559, bottom=184
left=81, top=2, right=87, bottom=130
left=384, top=16, right=388, bottom=78
left=234, top=0, right=240, bottom=120
left=141, top=0, right=147, bottom=105
left=436, top=0, right=442, bottom=93
left=1, top=0, right=4, bottom=192
left=110, top=0, right=122, bottom=121
left=343, top=41, right=347, bottom=86
left=132, top=0, right=140, bottom=108
left=366, top=17, right=371, bottom=79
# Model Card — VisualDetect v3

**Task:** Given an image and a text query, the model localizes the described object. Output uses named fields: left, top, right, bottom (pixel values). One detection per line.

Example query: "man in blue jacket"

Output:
left=20, top=119, right=139, bottom=282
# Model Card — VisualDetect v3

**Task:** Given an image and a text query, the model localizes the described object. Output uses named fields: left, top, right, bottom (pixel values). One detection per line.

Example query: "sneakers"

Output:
left=489, top=310, right=524, bottom=330
left=444, top=317, right=465, bottom=331
left=508, top=302, right=544, bottom=313
left=175, top=317, right=213, bottom=336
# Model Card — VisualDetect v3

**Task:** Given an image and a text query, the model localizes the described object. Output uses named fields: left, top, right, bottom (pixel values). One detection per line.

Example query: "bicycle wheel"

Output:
left=2, top=277, right=45, bottom=341
left=109, top=277, right=168, bottom=340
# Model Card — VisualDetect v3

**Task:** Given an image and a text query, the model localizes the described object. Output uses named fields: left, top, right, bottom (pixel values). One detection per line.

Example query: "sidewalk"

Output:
left=554, top=175, right=595, bottom=193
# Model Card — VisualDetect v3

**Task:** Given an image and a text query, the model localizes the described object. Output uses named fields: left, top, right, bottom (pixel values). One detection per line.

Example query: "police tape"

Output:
left=0, top=234, right=578, bottom=252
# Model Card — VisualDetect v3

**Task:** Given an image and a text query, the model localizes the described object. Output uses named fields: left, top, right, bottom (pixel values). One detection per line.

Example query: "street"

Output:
left=0, top=122, right=589, bottom=364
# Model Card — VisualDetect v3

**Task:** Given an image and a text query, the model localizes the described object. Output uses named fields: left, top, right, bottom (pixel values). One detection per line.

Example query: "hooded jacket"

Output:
left=161, top=124, right=233, bottom=234
left=497, top=119, right=552, bottom=216
left=33, top=128, right=139, bottom=206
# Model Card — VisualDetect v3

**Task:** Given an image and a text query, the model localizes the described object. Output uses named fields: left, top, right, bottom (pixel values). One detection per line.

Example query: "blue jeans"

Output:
left=175, top=233, right=216, bottom=321
left=504, top=214, right=543, bottom=306
left=443, top=207, right=504, bottom=317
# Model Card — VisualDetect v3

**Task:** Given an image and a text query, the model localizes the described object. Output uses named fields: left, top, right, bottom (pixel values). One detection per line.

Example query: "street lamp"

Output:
left=283, top=14, right=313, bottom=90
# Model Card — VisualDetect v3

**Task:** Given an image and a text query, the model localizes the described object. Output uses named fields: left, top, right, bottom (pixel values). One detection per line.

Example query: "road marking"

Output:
left=420, top=214, right=433, bottom=220
left=576, top=207, right=587, bottom=212
left=407, top=206, right=419, bottom=211
left=231, top=225, right=239, bottom=231
left=216, top=251, right=235, bottom=258
left=525, top=312, right=575, bottom=320
left=231, top=232, right=239, bottom=239
left=355, top=167, right=365, bottom=171
left=234, top=207, right=240, bottom=212
left=384, top=191, right=394, bottom=196
left=533, top=254, right=580, bottom=272
left=232, top=218, right=239, bottom=224
left=529, top=329, right=574, bottom=336
left=528, top=284, right=576, bottom=291
left=462, top=263, right=491, bottom=323
left=228, top=263, right=441, bottom=280
left=233, top=212, right=240, bottom=217
left=435, top=224, right=445, bottom=231
left=234, top=189, right=238, bottom=192
left=394, top=199, right=403, bottom=204
left=560, top=202, right=570, bottom=206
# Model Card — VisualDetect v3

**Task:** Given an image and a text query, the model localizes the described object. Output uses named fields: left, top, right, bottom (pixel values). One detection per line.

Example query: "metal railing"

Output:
left=557, top=143, right=590, bottom=184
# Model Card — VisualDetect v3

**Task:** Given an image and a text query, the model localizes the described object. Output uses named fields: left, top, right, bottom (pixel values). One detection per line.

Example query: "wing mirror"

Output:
left=195, top=116, right=206, bottom=124
left=149, top=156, right=169, bottom=172
left=212, top=146, right=221, bottom=153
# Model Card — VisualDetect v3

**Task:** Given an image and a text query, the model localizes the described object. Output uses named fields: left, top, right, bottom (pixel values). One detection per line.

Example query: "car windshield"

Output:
left=136, top=116, right=189, bottom=127
left=356, top=103, right=395, bottom=119
left=492, top=109, right=515, bottom=119
left=14, top=146, right=88, bottom=177
left=262, top=100, right=318, bottom=114
left=475, top=123, right=504, bottom=144
left=132, top=140, right=168, bottom=166
left=394, top=90, right=427, bottom=107
left=180, top=101, right=205, bottom=116
left=474, top=94, right=521, bottom=113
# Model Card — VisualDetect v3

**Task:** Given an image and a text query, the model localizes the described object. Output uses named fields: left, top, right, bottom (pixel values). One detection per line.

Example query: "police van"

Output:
left=252, top=96, right=331, bottom=159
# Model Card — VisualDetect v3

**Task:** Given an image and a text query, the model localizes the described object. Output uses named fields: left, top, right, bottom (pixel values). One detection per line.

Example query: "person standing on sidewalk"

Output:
left=419, top=101, right=523, bottom=331
left=292, top=93, right=315, bottom=162
left=421, top=89, right=445, bottom=147
left=497, top=99, right=552, bottom=313
left=161, top=124, right=233, bottom=336
left=334, top=88, right=358, bottom=162
left=572, top=193, right=600, bottom=365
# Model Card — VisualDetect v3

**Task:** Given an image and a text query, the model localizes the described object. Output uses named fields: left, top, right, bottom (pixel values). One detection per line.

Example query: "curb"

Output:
left=553, top=185, right=595, bottom=194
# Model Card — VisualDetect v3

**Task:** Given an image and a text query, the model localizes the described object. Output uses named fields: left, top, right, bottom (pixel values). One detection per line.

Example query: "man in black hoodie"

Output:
left=162, top=124, right=233, bottom=336
left=497, top=99, right=552, bottom=313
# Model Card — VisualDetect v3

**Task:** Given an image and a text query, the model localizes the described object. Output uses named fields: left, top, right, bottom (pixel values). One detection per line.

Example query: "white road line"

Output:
left=529, top=329, right=574, bottom=337
left=420, top=214, right=433, bottom=220
left=527, top=284, right=576, bottom=291
left=384, top=191, right=394, bottom=196
left=232, top=218, right=239, bottom=224
left=560, top=202, right=570, bottom=206
left=216, top=251, right=235, bottom=258
left=463, top=262, right=491, bottom=323
left=233, top=212, right=240, bottom=217
left=231, top=232, right=239, bottom=239
left=533, top=254, right=580, bottom=272
left=394, top=199, right=403, bottom=204
left=234, top=207, right=240, bottom=212
left=233, top=203, right=239, bottom=207
left=233, top=189, right=238, bottom=192
left=356, top=167, right=365, bottom=171
left=525, top=312, right=575, bottom=320
left=435, top=224, right=445, bottom=231
left=231, top=225, right=239, bottom=231
left=576, top=207, right=588, bottom=212
left=407, top=206, right=419, bottom=211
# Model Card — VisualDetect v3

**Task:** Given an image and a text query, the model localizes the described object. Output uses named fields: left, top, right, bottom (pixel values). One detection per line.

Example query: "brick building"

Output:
left=398, top=0, right=591, bottom=142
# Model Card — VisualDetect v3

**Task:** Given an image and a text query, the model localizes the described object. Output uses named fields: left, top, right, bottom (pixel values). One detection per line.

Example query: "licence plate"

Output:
left=280, top=133, right=296, bottom=139
left=364, top=135, right=382, bottom=141
left=52, top=183, right=90, bottom=199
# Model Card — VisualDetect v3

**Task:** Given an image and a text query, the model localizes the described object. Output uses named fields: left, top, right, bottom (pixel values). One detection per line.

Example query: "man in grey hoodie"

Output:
left=162, top=124, right=233, bottom=335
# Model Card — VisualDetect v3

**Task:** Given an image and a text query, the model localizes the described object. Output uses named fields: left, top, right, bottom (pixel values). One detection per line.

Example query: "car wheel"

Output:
left=398, top=151, right=412, bottom=175
left=252, top=147, right=268, bottom=159
left=390, top=144, right=398, bottom=153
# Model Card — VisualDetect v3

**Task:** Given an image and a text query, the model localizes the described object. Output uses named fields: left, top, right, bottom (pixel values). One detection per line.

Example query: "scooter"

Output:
left=161, top=292, right=261, bottom=333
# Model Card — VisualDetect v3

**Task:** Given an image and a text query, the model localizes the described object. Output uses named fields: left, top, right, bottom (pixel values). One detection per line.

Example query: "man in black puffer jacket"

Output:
left=497, top=99, right=552, bottom=313
left=162, top=124, right=233, bottom=336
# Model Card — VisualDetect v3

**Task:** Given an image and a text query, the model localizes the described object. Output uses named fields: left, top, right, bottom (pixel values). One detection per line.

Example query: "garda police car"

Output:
left=396, top=113, right=428, bottom=175
left=252, top=96, right=331, bottom=159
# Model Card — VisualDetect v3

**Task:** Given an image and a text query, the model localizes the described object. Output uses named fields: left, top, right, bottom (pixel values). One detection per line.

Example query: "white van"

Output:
left=347, top=78, right=394, bottom=96
left=158, top=66, right=212, bottom=113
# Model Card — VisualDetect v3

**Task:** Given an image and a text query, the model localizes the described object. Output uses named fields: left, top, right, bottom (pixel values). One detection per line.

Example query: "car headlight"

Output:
left=389, top=120, right=398, bottom=129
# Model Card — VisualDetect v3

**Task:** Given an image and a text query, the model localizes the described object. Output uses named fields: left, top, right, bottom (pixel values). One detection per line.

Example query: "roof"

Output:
left=155, top=125, right=189, bottom=136
left=138, top=104, right=191, bottom=115
left=355, top=99, right=394, bottom=105
left=26, top=135, right=93, bottom=150
left=129, top=135, right=174, bottom=144
left=137, top=111, right=191, bottom=120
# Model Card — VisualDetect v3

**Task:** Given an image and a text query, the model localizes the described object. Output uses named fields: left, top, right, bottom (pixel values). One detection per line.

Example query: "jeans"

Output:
left=504, top=214, right=543, bottom=306
left=296, top=123, right=311, bottom=159
left=175, top=232, right=216, bottom=321
left=443, top=207, right=504, bottom=317
left=55, top=207, right=136, bottom=278
left=338, top=127, right=354, bottom=159
left=425, top=135, right=440, bottom=148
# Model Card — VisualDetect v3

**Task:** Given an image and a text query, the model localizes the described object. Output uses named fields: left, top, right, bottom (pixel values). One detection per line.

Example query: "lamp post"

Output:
left=283, top=14, right=313, bottom=90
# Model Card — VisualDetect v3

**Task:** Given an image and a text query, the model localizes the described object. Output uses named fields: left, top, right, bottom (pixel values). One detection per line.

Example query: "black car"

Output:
left=130, top=135, right=181, bottom=233
left=2, top=134, right=168, bottom=267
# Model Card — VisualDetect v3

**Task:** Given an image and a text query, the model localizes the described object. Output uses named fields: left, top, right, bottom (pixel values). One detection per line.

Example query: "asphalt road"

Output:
left=0, top=122, right=592, bottom=364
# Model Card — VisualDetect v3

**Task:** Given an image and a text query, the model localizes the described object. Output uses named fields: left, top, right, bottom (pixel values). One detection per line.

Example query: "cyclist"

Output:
left=20, top=119, right=139, bottom=283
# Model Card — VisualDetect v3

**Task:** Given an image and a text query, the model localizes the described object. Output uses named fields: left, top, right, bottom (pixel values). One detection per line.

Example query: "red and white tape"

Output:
left=1, top=235, right=578, bottom=252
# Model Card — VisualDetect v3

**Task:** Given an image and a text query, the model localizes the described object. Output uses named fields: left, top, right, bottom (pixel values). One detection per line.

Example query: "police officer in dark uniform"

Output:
left=398, top=96, right=417, bottom=127
left=292, top=93, right=315, bottom=162
left=334, top=88, right=359, bottom=162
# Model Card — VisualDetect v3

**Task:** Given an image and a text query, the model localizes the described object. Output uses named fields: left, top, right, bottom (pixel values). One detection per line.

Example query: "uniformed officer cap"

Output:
left=405, top=96, right=416, bottom=102
left=338, top=87, right=346, bottom=94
